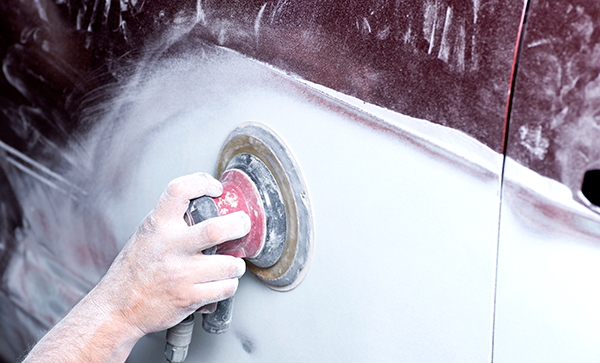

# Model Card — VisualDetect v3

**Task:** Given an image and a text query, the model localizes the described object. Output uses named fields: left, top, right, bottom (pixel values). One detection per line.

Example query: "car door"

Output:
left=494, top=0, right=600, bottom=361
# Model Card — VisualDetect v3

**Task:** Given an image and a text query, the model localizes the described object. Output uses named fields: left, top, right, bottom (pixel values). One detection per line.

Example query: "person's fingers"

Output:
left=178, top=211, right=251, bottom=252
left=191, top=279, right=240, bottom=308
left=197, top=302, right=217, bottom=314
left=154, top=173, right=223, bottom=224
left=185, top=254, right=246, bottom=284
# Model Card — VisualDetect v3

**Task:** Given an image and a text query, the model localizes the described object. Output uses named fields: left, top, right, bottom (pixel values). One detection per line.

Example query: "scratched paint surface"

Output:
left=507, top=0, right=600, bottom=197
left=0, top=0, right=522, bottom=151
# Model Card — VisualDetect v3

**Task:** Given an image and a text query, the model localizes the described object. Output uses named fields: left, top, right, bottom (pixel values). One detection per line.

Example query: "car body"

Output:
left=1, top=0, right=599, bottom=361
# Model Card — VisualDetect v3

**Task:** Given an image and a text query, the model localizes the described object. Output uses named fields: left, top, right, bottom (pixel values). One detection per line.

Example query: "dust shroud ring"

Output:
left=216, top=122, right=314, bottom=291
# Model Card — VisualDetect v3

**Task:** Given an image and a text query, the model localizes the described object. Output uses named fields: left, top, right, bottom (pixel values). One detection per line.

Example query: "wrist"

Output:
left=83, top=284, right=147, bottom=344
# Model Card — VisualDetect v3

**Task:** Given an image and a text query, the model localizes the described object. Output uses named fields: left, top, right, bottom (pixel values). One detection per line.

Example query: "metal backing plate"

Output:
left=216, top=122, right=314, bottom=291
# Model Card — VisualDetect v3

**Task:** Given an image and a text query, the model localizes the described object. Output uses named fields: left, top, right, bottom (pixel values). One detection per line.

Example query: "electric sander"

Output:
left=165, top=123, right=313, bottom=362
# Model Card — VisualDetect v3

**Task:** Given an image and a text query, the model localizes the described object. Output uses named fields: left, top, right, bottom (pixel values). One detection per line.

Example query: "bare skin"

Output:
left=22, top=172, right=251, bottom=363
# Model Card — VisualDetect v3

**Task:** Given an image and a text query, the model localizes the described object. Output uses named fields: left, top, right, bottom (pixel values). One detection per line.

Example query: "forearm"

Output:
left=23, top=288, right=144, bottom=363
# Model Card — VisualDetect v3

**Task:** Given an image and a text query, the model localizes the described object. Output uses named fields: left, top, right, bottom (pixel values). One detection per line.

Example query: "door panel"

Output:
left=495, top=0, right=600, bottom=361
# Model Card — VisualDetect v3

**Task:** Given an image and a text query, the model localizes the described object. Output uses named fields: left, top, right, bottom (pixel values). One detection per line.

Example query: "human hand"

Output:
left=88, top=172, right=250, bottom=336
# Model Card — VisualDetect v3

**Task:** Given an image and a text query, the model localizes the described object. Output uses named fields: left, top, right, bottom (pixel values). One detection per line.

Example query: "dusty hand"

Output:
left=89, top=173, right=250, bottom=336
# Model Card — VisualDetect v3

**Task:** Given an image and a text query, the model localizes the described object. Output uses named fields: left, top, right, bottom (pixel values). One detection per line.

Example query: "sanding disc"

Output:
left=216, top=122, right=314, bottom=291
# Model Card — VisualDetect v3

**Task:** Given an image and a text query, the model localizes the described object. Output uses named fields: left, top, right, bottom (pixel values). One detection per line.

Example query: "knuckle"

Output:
left=202, top=219, right=224, bottom=243
left=195, top=172, right=211, bottom=183
left=165, top=178, right=184, bottom=198
left=221, top=279, right=239, bottom=298
left=179, top=290, right=198, bottom=309
left=134, top=213, right=161, bottom=236
left=143, top=213, right=159, bottom=230
left=220, top=257, right=240, bottom=277
left=195, top=279, right=239, bottom=306
left=205, top=280, right=236, bottom=303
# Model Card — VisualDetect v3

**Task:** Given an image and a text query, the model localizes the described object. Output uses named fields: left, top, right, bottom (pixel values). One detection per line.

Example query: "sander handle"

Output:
left=187, top=196, right=235, bottom=334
